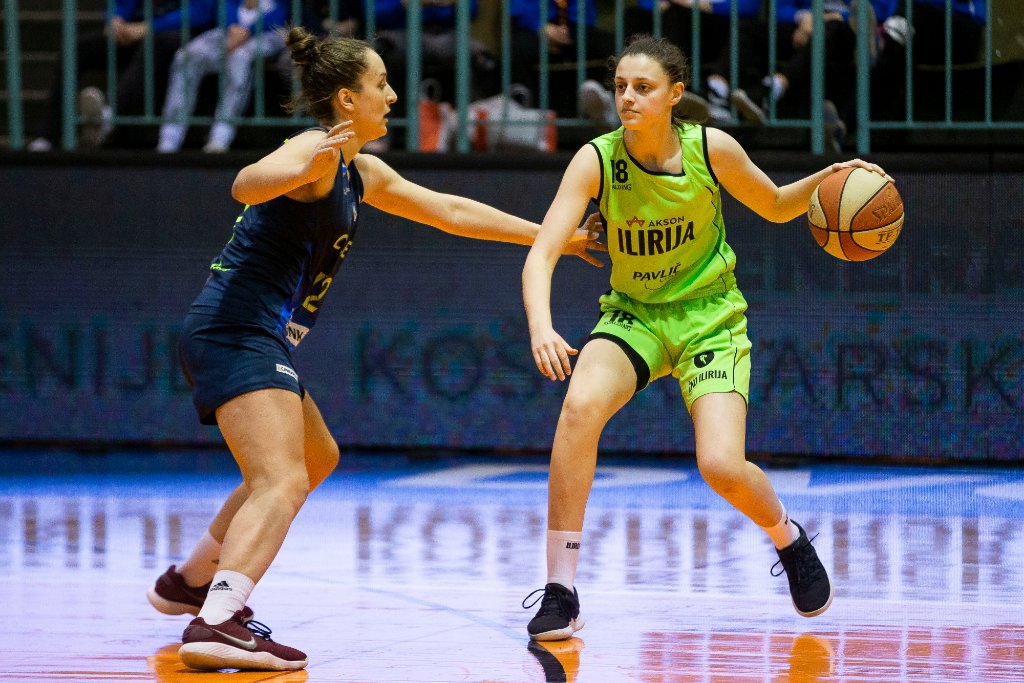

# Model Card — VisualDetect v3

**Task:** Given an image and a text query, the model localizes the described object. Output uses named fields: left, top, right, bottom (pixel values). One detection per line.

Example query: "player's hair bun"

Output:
left=287, top=26, right=319, bottom=67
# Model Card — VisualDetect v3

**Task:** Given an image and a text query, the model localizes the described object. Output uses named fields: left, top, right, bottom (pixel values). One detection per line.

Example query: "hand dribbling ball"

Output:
left=808, top=167, right=904, bottom=261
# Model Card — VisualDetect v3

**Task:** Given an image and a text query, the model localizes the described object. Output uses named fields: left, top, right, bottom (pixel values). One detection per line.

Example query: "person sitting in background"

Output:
left=729, top=0, right=896, bottom=152
left=623, top=0, right=763, bottom=77
left=371, top=0, right=497, bottom=141
left=157, top=0, right=291, bottom=153
left=509, top=0, right=616, bottom=122
left=28, top=0, right=214, bottom=151
left=870, top=0, right=985, bottom=121
left=622, top=0, right=764, bottom=122
left=273, top=0, right=364, bottom=106
left=301, top=0, right=363, bottom=38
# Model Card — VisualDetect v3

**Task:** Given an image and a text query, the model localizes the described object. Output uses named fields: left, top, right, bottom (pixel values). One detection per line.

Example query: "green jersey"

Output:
left=590, top=124, right=737, bottom=303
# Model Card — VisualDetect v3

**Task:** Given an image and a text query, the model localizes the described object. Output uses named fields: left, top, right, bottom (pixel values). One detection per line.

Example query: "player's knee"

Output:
left=261, top=471, right=311, bottom=514
left=325, top=439, right=340, bottom=471
left=308, top=439, right=340, bottom=490
left=698, top=459, right=746, bottom=496
left=558, top=391, right=612, bottom=433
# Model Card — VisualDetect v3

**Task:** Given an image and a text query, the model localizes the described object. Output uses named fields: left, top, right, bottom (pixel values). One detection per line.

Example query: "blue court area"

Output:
left=2, top=448, right=1023, bottom=518
left=2, top=449, right=1023, bottom=682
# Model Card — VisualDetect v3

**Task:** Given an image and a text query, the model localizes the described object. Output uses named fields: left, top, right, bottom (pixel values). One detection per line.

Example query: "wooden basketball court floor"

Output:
left=1, top=449, right=1022, bottom=682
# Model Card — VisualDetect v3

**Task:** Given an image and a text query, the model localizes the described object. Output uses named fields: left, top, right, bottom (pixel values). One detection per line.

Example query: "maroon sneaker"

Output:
left=147, top=565, right=254, bottom=622
left=178, top=611, right=308, bottom=671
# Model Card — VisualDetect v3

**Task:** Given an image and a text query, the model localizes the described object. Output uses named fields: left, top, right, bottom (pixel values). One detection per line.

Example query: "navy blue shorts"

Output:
left=179, top=313, right=305, bottom=425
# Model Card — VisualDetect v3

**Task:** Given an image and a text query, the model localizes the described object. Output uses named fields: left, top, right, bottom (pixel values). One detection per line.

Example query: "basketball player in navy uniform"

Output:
left=145, top=27, right=603, bottom=672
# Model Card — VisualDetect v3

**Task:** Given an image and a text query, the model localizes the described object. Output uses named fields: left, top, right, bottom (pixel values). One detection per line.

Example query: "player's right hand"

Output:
left=531, top=327, right=578, bottom=381
left=307, top=121, right=354, bottom=180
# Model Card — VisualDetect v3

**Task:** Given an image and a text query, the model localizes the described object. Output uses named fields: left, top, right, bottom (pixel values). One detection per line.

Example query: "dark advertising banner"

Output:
left=0, top=159, right=1020, bottom=460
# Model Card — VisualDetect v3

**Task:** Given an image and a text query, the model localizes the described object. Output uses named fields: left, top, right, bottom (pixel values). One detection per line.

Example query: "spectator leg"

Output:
left=159, top=29, right=222, bottom=151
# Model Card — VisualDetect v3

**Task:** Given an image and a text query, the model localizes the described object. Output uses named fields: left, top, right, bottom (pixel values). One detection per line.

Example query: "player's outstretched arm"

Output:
left=523, top=145, right=601, bottom=381
left=355, top=152, right=604, bottom=263
left=706, top=127, right=891, bottom=224
left=232, top=122, right=354, bottom=205
left=356, top=152, right=538, bottom=243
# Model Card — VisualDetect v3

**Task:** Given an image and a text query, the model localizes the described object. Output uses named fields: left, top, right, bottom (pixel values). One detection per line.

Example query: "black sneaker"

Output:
left=772, top=521, right=833, bottom=617
left=522, top=583, right=585, bottom=641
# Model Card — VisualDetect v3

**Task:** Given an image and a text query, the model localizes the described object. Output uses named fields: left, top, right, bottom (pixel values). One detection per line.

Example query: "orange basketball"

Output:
left=807, top=167, right=904, bottom=261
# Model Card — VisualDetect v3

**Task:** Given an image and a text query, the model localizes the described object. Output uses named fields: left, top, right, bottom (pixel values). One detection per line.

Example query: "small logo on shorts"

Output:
left=694, top=351, right=715, bottom=368
left=687, top=369, right=728, bottom=393
left=276, top=364, right=298, bottom=381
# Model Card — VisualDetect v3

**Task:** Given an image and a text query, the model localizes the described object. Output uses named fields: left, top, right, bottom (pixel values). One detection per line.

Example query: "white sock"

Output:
left=707, top=75, right=729, bottom=99
left=178, top=531, right=222, bottom=587
left=547, top=530, right=582, bottom=591
left=770, top=74, right=787, bottom=101
left=197, top=569, right=254, bottom=625
left=761, top=507, right=801, bottom=550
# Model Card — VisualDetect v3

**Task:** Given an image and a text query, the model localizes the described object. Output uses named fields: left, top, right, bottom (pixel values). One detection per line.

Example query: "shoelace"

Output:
left=770, top=531, right=823, bottom=583
left=522, top=586, right=571, bottom=616
left=245, top=619, right=274, bottom=641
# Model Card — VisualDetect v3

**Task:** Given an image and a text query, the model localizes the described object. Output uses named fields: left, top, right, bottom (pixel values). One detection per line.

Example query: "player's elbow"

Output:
left=443, top=196, right=471, bottom=232
left=525, top=242, right=561, bottom=271
left=765, top=208, right=794, bottom=224
left=232, top=179, right=263, bottom=206
left=231, top=177, right=252, bottom=204
left=763, top=195, right=801, bottom=223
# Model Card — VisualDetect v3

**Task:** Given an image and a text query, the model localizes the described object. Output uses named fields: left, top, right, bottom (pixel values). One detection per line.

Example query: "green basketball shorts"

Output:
left=588, top=287, right=752, bottom=411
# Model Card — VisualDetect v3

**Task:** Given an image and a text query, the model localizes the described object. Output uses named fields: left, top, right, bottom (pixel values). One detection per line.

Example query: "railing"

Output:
left=852, top=0, right=1024, bottom=151
left=4, top=0, right=24, bottom=149
left=2, top=0, right=1020, bottom=153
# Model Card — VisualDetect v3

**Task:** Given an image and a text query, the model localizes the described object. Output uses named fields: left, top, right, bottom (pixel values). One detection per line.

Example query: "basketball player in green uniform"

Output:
left=521, top=35, right=892, bottom=641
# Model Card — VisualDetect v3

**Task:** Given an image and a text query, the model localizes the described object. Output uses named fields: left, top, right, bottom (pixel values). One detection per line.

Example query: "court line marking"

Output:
left=385, top=464, right=690, bottom=489
left=782, top=473, right=996, bottom=495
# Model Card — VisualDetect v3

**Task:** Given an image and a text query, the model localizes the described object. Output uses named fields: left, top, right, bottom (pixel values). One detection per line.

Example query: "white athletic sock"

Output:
left=761, top=507, right=801, bottom=550
left=178, top=531, right=222, bottom=587
left=547, top=530, right=582, bottom=591
left=770, top=74, right=787, bottom=101
left=197, top=569, right=254, bottom=625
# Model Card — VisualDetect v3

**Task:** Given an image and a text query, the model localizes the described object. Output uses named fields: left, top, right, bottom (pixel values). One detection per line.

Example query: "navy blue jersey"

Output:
left=191, top=128, right=363, bottom=347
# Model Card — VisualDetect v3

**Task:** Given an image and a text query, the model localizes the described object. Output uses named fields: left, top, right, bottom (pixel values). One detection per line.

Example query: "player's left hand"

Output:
left=563, top=212, right=607, bottom=267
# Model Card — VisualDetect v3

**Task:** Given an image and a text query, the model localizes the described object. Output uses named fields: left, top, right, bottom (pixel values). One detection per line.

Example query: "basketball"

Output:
left=807, top=167, right=904, bottom=261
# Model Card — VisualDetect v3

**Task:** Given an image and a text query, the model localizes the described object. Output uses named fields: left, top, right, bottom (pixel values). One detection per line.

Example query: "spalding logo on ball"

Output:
left=808, top=167, right=904, bottom=261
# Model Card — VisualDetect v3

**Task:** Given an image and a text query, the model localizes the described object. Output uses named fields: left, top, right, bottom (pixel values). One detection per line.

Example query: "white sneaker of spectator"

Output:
left=157, top=123, right=185, bottom=153
left=203, top=122, right=236, bottom=153
left=578, top=80, right=618, bottom=129
left=27, top=137, right=53, bottom=152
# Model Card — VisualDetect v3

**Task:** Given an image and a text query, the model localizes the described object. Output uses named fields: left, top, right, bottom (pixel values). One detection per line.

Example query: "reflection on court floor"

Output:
left=1, top=451, right=1022, bottom=681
